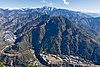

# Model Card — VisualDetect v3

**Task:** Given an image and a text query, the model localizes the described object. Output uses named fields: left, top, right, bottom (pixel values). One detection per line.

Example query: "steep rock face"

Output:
left=16, top=15, right=100, bottom=65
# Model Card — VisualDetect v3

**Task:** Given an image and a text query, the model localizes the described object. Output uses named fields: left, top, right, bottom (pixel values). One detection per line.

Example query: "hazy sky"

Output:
left=0, top=0, right=100, bottom=13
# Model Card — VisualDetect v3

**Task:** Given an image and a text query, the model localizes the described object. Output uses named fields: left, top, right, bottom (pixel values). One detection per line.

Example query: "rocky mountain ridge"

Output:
left=0, top=7, right=100, bottom=67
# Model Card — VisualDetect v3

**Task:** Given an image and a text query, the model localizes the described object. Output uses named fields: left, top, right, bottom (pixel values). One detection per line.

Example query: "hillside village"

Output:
left=40, top=52, right=94, bottom=67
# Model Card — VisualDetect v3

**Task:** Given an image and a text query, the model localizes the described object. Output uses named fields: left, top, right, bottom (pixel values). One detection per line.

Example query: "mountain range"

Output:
left=0, top=6, right=100, bottom=67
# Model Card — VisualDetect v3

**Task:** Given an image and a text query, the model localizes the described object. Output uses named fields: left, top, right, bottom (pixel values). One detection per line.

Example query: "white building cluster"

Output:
left=3, top=31, right=17, bottom=43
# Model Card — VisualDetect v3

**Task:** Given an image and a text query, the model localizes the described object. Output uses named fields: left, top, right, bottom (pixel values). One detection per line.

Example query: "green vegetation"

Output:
left=28, top=64, right=38, bottom=67
left=0, top=62, right=4, bottom=67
